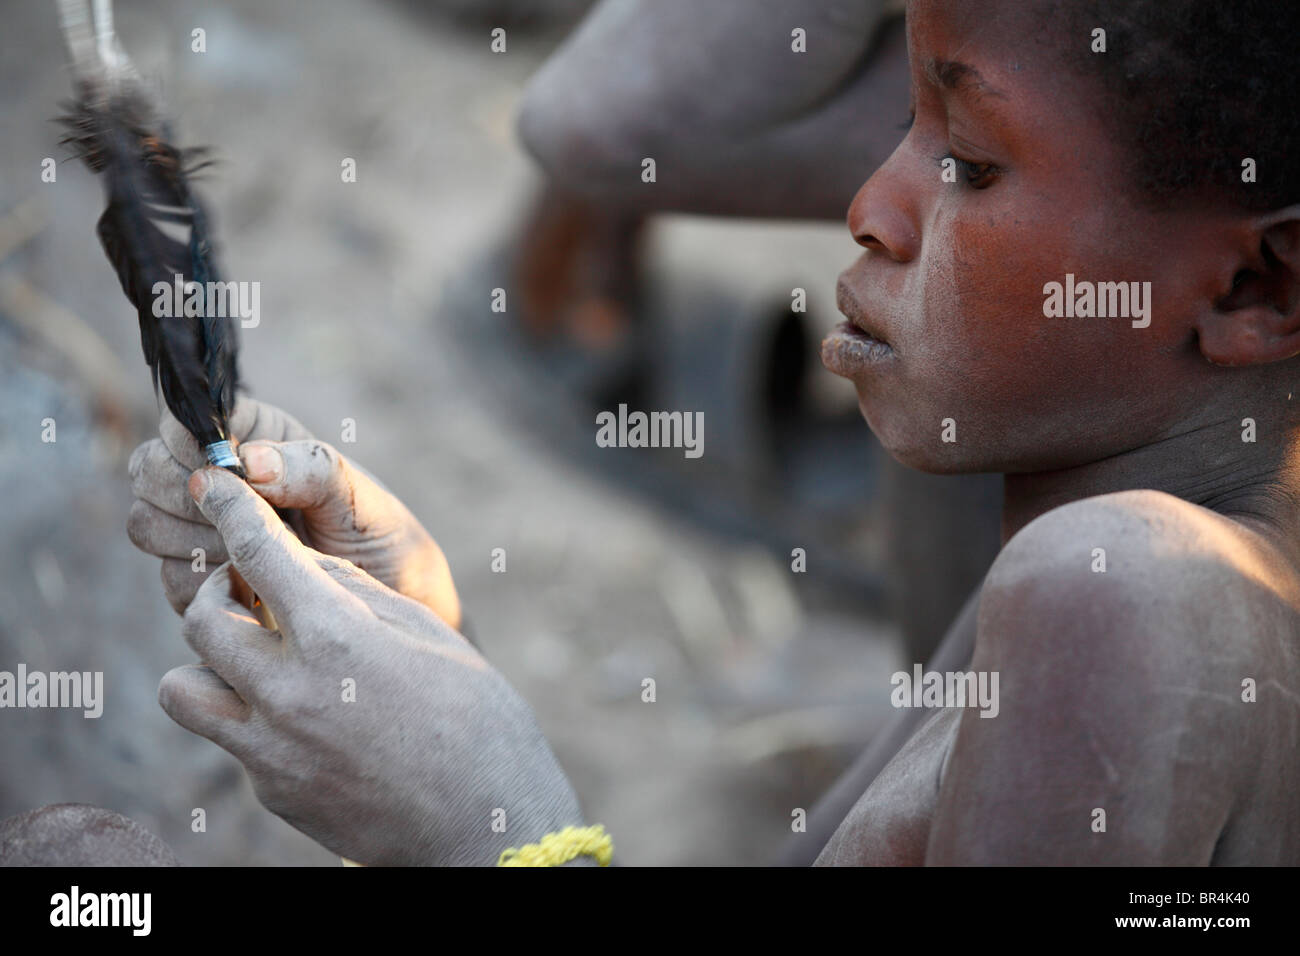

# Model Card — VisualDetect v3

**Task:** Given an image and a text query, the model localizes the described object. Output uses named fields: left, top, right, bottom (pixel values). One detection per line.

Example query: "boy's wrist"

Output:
left=496, top=822, right=612, bottom=867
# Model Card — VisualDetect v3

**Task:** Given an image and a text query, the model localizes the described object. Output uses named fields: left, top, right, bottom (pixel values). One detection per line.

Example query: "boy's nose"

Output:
left=846, top=167, right=921, bottom=263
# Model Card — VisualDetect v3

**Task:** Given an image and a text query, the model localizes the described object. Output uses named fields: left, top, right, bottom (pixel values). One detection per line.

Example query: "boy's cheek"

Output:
left=865, top=207, right=1174, bottom=468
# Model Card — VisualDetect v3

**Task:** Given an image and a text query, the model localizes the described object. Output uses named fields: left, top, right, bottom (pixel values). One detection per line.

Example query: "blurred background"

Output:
left=0, top=0, right=995, bottom=864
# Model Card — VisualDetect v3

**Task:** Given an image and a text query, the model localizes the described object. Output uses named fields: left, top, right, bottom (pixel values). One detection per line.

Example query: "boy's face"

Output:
left=822, top=0, right=1234, bottom=474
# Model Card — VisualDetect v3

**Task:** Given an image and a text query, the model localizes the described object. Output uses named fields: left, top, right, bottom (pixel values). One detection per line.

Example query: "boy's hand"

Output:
left=127, top=398, right=460, bottom=631
left=160, top=468, right=581, bottom=866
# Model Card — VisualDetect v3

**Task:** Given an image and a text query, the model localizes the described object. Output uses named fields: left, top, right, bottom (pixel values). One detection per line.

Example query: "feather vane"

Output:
left=55, top=0, right=241, bottom=471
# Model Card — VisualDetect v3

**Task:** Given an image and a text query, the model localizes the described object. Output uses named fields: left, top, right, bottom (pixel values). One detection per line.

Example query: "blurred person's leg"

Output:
left=509, top=0, right=906, bottom=361
left=510, top=186, right=645, bottom=348
left=508, top=0, right=907, bottom=359
left=394, top=0, right=594, bottom=31
left=0, top=804, right=178, bottom=866
left=518, top=0, right=908, bottom=218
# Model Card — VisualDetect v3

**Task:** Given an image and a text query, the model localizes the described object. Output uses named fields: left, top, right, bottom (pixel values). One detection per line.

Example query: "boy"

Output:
left=816, top=0, right=1300, bottom=864
left=130, top=0, right=1300, bottom=864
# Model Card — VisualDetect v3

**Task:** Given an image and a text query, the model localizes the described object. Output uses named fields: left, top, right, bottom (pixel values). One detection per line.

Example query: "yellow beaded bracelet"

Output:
left=497, top=825, right=613, bottom=867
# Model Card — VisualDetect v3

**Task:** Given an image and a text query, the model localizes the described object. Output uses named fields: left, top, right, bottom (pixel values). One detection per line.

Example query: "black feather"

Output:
left=57, top=80, right=240, bottom=461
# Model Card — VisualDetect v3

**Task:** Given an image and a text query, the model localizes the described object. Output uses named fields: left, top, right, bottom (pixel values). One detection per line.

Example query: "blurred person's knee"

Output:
left=516, top=43, right=648, bottom=196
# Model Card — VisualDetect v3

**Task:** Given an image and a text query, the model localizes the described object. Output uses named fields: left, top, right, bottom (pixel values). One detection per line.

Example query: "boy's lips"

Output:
left=822, top=279, right=895, bottom=377
left=834, top=278, right=890, bottom=345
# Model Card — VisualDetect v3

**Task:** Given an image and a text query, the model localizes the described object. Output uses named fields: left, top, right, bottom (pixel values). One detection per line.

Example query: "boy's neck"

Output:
left=1002, top=411, right=1300, bottom=554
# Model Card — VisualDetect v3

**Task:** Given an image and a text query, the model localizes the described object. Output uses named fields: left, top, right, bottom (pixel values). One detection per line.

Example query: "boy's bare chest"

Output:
left=814, top=705, right=961, bottom=865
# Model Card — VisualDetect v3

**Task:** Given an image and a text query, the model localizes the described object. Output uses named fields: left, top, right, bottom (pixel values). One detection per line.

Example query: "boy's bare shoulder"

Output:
left=931, top=491, right=1299, bottom=864
left=978, top=488, right=1299, bottom=678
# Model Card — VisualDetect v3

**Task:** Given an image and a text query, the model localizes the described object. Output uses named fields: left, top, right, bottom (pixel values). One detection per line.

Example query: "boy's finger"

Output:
left=239, top=401, right=314, bottom=445
left=158, top=401, right=261, bottom=471
left=188, top=467, right=348, bottom=634
left=157, top=664, right=251, bottom=756
left=161, top=399, right=315, bottom=470
left=127, top=499, right=227, bottom=560
left=182, top=564, right=282, bottom=702
left=238, top=439, right=359, bottom=517
left=161, top=557, right=208, bottom=616
left=129, top=438, right=206, bottom=522
left=158, top=405, right=207, bottom=471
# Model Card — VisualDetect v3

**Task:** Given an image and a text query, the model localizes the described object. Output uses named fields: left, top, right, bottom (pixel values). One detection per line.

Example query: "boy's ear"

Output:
left=1198, top=208, right=1300, bottom=366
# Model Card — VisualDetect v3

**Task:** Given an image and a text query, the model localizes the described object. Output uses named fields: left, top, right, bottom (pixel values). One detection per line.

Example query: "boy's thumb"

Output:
left=238, top=439, right=353, bottom=517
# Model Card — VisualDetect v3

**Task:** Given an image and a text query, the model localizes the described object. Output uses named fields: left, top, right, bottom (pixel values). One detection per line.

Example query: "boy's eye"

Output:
left=943, top=153, right=999, bottom=189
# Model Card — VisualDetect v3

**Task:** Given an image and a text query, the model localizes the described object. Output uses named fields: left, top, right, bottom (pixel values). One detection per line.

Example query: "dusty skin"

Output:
left=161, top=467, right=583, bottom=867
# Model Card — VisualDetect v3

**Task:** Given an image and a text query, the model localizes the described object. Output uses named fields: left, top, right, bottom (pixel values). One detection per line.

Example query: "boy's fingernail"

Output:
left=240, top=443, right=283, bottom=483
left=188, top=469, right=209, bottom=502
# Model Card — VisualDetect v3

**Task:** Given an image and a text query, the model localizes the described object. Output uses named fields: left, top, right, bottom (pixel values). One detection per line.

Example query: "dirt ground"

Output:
left=0, top=0, right=902, bottom=865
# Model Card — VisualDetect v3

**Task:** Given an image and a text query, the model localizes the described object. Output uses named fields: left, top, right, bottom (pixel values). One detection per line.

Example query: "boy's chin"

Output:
left=884, top=445, right=990, bottom=475
left=858, top=399, right=1020, bottom=473
left=867, top=419, right=997, bottom=475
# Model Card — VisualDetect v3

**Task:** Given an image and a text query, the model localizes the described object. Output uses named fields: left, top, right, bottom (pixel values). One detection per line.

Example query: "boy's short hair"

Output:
left=1062, top=0, right=1299, bottom=211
